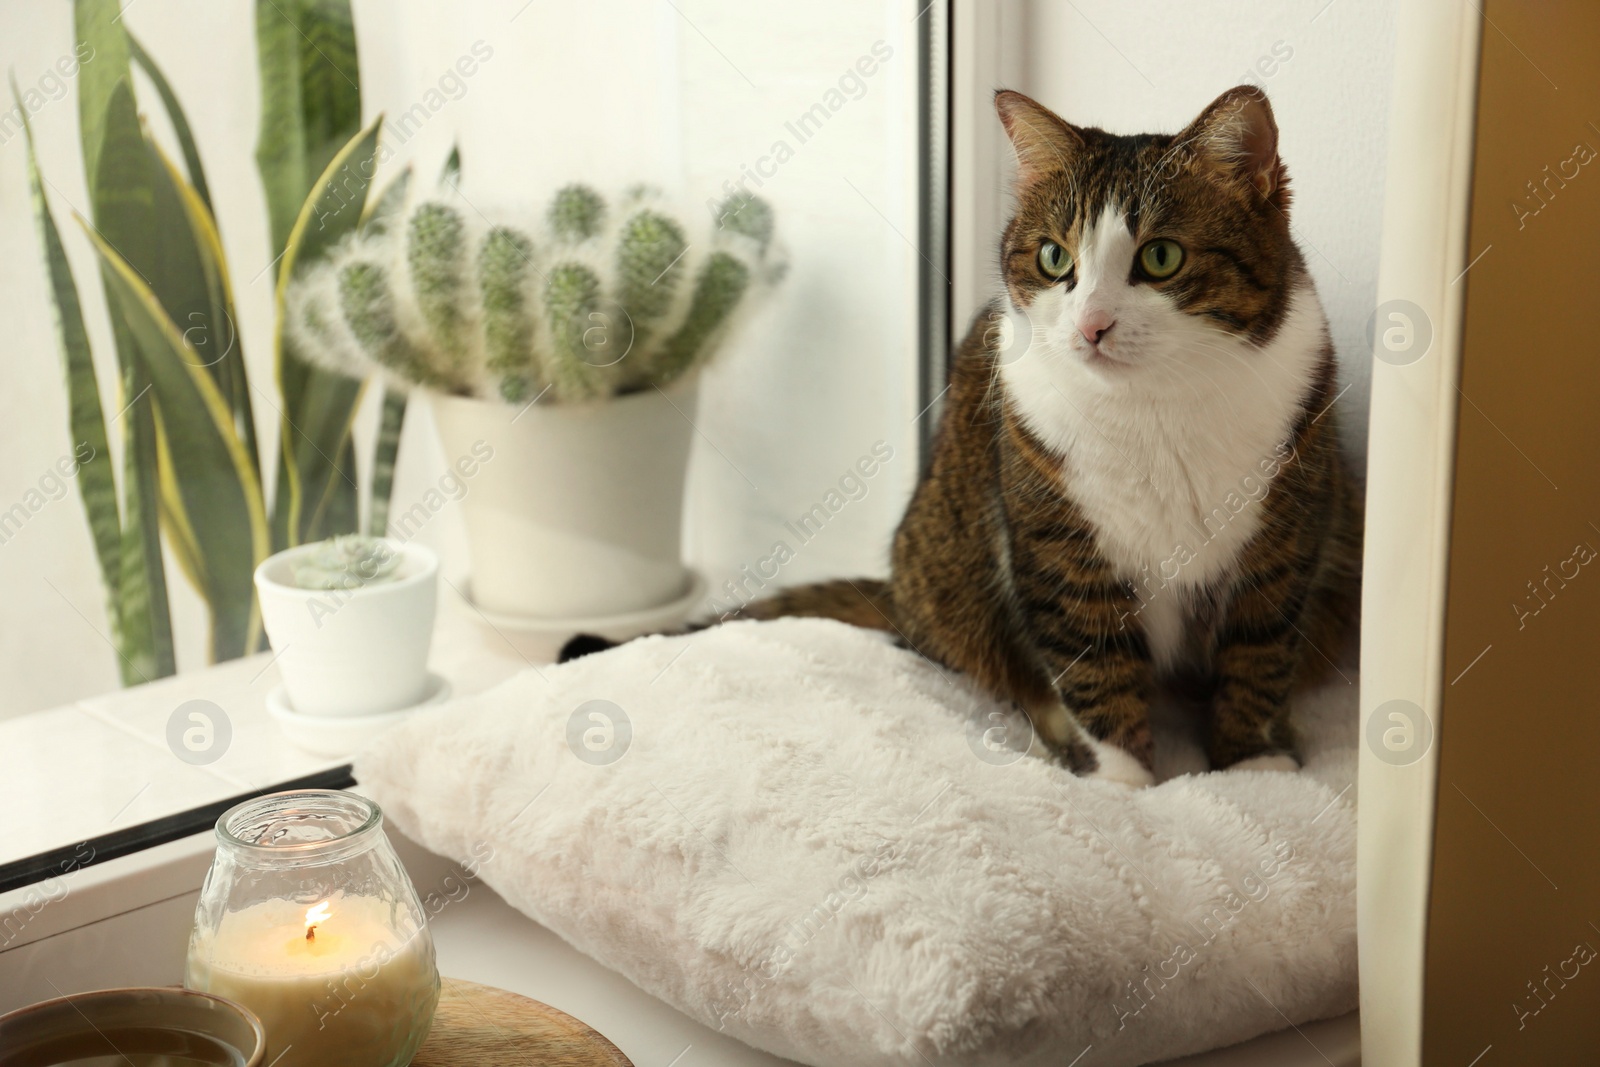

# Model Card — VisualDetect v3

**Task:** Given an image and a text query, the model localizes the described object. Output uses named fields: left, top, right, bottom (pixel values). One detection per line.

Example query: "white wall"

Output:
left=999, top=0, right=1398, bottom=462
left=0, top=0, right=921, bottom=717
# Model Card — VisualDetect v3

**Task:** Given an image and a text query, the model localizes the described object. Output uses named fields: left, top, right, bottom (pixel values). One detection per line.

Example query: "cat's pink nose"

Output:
left=1078, top=309, right=1116, bottom=345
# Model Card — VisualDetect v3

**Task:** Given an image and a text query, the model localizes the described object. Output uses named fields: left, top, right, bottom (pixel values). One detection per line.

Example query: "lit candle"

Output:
left=186, top=893, right=438, bottom=1066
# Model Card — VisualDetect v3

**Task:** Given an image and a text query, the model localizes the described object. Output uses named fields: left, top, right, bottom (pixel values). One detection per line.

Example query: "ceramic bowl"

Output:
left=0, top=986, right=266, bottom=1066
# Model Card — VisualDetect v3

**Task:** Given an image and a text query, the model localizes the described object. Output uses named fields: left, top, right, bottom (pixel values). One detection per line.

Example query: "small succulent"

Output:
left=292, top=535, right=403, bottom=591
left=288, top=183, right=784, bottom=406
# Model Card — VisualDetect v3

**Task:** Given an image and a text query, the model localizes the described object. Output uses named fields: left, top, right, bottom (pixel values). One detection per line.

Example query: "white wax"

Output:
left=186, top=894, right=437, bottom=1067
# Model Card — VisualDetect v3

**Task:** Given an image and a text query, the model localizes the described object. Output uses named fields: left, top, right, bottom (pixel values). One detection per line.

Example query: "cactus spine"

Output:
left=615, top=209, right=687, bottom=385
left=478, top=226, right=541, bottom=403
left=541, top=263, right=609, bottom=402
left=548, top=183, right=605, bottom=241
left=294, top=187, right=779, bottom=404
left=338, top=261, right=444, bottom=390
left=407, top=202, right=471, bottom=378
left=648, top=251, right=750, bottom=388
left=717, top=193, right=775, bottom=253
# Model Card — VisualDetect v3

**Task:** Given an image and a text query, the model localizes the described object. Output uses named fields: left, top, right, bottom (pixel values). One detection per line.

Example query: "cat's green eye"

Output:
left=1038, top=241, right=1072, bottom=279
left=1138, top=239, right=1185, bottom=280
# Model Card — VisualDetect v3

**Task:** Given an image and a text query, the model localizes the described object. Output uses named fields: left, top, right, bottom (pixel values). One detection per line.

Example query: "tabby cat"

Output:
left=564, top=86, right=1363, bottom=787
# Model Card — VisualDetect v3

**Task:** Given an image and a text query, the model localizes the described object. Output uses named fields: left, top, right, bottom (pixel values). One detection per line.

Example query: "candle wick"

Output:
left=307, top=925, right=315, bottom=942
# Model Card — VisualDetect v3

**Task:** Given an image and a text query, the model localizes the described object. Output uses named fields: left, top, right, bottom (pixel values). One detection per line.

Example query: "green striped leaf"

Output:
left=254, top=0, right=362, bottom=257
left=83, top=223, right=271, bottom=664
left=77, top=1, right=149, bottom=579
left=13, top=79, right=131, bottom=680
left=256, top=0, right=364, bottom=550
left=126, top=39, right=262, bottom=486
left=91, top=76, right=175, bottom=682
left=127, top=33, right=213, bottom=213
left=73, top=0, right=132, bottom=203
left=148, top=142, right=260, bottom=479
left=140, top=137, right=269, bottom=660
left=271, top=118, right=382, bottom=548
left=359, top=181, right=409, bottom=537
left=367, top=390, right=407, bottom=536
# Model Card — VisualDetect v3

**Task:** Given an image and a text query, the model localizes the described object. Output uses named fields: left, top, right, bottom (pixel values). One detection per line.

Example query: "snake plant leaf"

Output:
left=257, top=0, right=364, bottom=549
left=82, top=224, right=271, bottom=664
left=13, top=79, right=130, bottom=679
left=92, top=76, right=176, bottom=682
left=127, top=33, right=213, bottom=214
left=367, top=390, right=407, bottom=536
left=271, top=117, right=382, bottom=547
left=278, top=117, right=382, bottom=284
left=148, top=141, right=260, bottom=478
left=129, top=37, right=257, bottom=476
left=74, top=0, right=133, bottom=203
left=359, top=168, right=411, bottom=538
left=254, top=0, right=362, bottom=258
left=152, top=417, right=204, bottom=607
left=440, top=144, right=461, bottom=186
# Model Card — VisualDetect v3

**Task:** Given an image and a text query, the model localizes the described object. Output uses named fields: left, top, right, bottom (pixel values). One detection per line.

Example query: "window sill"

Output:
left=0, top=589, right=533, bottom=880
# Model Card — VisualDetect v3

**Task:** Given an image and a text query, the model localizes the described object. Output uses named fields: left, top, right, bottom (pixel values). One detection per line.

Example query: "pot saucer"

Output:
left=267, top=672, right=452, bottom=758
left=462, top=569, right=707, bottom=641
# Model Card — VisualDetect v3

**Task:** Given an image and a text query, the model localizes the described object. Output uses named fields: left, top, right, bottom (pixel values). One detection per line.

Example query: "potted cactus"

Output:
left=254, top=535, right=439, bottom=718
left=288, top=183, right=783, bottom=625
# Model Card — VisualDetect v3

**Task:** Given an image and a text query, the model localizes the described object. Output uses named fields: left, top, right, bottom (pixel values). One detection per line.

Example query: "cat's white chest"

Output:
left=1000, top=282, right=1328, bottom=668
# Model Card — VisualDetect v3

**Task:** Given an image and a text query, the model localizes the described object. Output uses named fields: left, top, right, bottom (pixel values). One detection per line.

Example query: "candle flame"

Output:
left=305, top=900, right=331, bottom=941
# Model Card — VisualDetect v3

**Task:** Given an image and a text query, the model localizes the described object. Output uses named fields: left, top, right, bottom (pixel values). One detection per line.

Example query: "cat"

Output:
left=563, top=85, right=1363, bottom=787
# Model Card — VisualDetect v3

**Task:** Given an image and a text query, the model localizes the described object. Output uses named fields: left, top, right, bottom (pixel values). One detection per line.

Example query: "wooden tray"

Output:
left=412, top=977, right=633, bottom=1066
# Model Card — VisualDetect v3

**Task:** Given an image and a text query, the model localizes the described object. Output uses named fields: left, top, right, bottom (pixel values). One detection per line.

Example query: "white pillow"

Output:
left=358, top=617, right=1356, bottom=1067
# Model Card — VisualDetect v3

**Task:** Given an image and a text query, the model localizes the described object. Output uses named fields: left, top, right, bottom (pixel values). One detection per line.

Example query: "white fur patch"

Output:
left=1000, top=205, right=1327, bottom=670
left=1086, top=736, right=1157, bottom=789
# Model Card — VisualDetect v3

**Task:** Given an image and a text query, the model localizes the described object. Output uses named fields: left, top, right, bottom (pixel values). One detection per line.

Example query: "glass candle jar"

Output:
left=185, top=790, right=440, bottom=1067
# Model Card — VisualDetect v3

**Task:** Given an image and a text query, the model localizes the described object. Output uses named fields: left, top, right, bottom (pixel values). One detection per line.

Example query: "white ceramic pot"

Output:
left=430, top=381, right=696, bottom=620
left=253, top=539, right=438, bottom=717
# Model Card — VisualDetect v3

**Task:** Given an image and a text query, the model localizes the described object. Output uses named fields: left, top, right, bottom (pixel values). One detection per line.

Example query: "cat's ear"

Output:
left=995, top=90, right=1083, bottom=186
left=1177, top=86, right=1286, bottom=205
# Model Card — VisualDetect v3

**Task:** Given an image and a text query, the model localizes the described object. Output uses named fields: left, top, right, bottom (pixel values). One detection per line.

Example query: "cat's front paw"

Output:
left=1084, top=738, right=1156, bottom=789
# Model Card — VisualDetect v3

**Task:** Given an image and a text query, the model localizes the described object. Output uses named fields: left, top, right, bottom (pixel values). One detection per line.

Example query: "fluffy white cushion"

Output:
left=358, top=618, right=1357, bottom=1067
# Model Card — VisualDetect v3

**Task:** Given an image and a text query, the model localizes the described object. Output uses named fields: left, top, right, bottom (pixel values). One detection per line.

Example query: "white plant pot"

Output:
left=253, top=540, right=438, bottom=717
left=430, top=381, right=696, bottom=620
